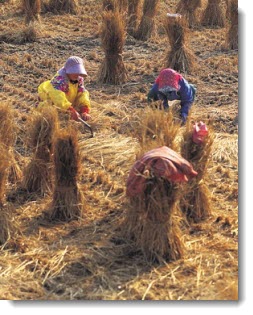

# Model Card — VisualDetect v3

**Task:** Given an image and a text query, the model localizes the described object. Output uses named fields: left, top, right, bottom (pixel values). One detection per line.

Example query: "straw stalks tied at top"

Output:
left=49, top=128, right=84, bottom=222
left=98, top=10, right=128, bottom=85
left=164, top=16, right=195, bottom=74
left=176, top=0, right=201, bottom=28
left=226, top=0, right=238, bottom=50
left=22, top=0, right=41, bottom=24
left=201, top=0, right=225, bottom=28
left=0, top=104, right=21, bottom=184
left=134, top=0, right=159, bottom=40
left=22, top=107, right=58, bottom=195
left=180, top=121, right=214, bottom=223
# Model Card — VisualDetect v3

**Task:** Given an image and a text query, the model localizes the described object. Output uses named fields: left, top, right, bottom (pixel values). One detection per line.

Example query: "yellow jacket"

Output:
left=37, top=72, right=91, bottom=112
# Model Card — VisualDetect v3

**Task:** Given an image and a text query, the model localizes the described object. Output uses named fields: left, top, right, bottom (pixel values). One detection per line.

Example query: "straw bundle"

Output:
left=49, top=128, right=84, bottom=222
left=0, top=103, right=21, bottom=185
left=176, top=0, right=201, bottom=28
left=134, top=107, right=181, bottom=153
left=0, top=144, right=11, bottom=205
left=22, top=107, right=58, bottom=194
left=180, top=121, right=214, bottom=222
left=46, top=0, right=79, bottom=14
left=124, top=176, right=184, bottom=262
left=134, top=0, right=159, bottom=40
left=22, top=0, right=41, bottom=24
left=201, top=0, right=225, bottom=28
left=98, top=10, right=128, bottom=85
left=226, top=0, right=238, bottom=50
left=102, top=0, right=127, bottom=12
left=127, top=0, right=141, bottom=35
left=164, top=16, right=195, bottom=73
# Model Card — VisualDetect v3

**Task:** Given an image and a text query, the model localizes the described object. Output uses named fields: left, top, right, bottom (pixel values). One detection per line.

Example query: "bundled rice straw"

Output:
left=46, top=0, right=79, bottom=14
left=125, top=177, right=184, bottom=262
left=49, top=127, right=84, bottom=222
left=176, top=0, right=201, bottom=28
left=133, top=107, right=181, bottom=153
left=102, top=0, right=127, bottom=12
left=0, top=103, right=21, bottom=184
left=226, top=0, right=238, bottom=50
left=22, top=0, right=41, bottom=24
left=180, top=121, right=214, bottom=222
left=127, top=0, right=141, bottom=35
left=98, top=10, right=128, bottom=85
left=22, top=107, right=58, bottom=194
left=201, top=0, right=225, bottom=28
left=164, top=15, right=195, bottom=73
left=134, top=0, right=159, bottom=40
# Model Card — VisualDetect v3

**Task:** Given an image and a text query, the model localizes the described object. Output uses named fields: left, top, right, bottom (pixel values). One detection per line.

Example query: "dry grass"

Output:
left=0, top=0, right=238, bottom=301
left=226, top=0, right=238, bottom=50
left=201, top=0, right=225, bottom=28
left=176, top=0, right=201, bottom=28
left=22, top=0, right=41, bottom=24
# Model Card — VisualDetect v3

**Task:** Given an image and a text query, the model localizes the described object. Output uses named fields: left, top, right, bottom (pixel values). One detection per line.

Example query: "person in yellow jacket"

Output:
left=37, top=56, right=91, bottom=121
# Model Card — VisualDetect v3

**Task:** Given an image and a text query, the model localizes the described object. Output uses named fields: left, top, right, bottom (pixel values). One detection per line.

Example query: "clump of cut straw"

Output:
left=176, top=0, right=201, bottom=28
left=0, top=23, right=42, bottom=44
left=127, top=0, right=141, bottom=35
left=22, top=107, right=58, bottom=195
left=134, top=0, right=159, bottom=40
left=133, top=107, right=181, bottom=153
left=46, top=0, right=79, bottom=15
left=201, top=0, right=225, bottom=28
left=49, top=128, right=84, bottom=222
left=164, top=16, right=195, bottom=73
left=98, top=10, right=128, bottom=85
left=226, top=0, right=238, bottom=50
left=180, top=120, right=214, bottom=223
left=22, top=0, right=41, bottom=24
left=102, top=0, right=127, bottom=12
left=124, top=177, right=184, bottom=263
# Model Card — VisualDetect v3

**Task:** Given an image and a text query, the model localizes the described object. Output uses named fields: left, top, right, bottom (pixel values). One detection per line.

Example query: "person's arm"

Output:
left=147, top=82, right=159, bottom=102
left=178, top=78, right=195, bottom=123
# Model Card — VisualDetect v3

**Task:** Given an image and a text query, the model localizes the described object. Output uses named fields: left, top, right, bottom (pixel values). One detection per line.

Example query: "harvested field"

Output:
left=0, top=0, right=238, bottom=301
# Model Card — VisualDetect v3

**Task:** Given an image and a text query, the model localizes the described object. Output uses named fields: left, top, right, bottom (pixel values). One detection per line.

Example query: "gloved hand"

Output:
left=79, top=107, right=91, bottom=121
left=68, top=106, right=81, bottom=121
left=181, top=113, right=187, bottom=125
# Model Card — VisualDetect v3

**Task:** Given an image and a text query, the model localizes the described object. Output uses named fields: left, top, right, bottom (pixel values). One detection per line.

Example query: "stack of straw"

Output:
left=226, top=0, right=238, bottom=50
left=22, top=107, right=58, bottom=195
left=127, top=0, right=141, bottom=35
left=134, top=0, right=159, bottom=40
left=164, top=15, right=195, bottom=73
left=176, top=0, right=201, bottom=28
left=180, top=121, right=214, bottom=223
left=22, top=0, right=41, bottom=24
left=201, top=0, right=225, bottom=28
left=49, top=127, right=84, bottom=221
left=98, top=10, right=128, bottom=85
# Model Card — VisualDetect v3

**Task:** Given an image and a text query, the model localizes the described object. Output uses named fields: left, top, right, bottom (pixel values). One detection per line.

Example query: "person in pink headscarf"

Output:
left=147, top=68, right=196, bottom=124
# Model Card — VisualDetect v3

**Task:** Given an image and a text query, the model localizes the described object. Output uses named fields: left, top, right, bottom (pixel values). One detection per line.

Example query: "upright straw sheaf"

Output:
left=201, top=0, right=225, bottom=28
left=134, top=0, right=159, bottom=40
left=176, top=0, right=201, bottom=28
left=102, top=0, right=128, bottom=12
left=180, top=121, right=214, bottom=223
left=22, top=0, right=41, bottom=24
left=0, top=144, right=11, bottom=205
left=22, top=107, right=58, bottom=194
left=46, top=0, right=79, bottom=14
left=124, top=175, right=184, bottom=263
left=134, top=108, right=181, bottom=153
left=127, top=0, right=141, bottom=35
left=49, top=128, right=84, bottom=222
left=98, top=10, right=128, bottom=85
left=164, top=16, right=195, bottom=73
left=226, top=0, right=238, bottom=50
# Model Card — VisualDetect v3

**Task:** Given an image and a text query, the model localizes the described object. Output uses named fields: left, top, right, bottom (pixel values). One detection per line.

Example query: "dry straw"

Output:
left=201, top=0, right=225, bottom=28
left=180, top=120, right=214, bottom=223
left=22, top=0, right=41, bottom=24
left=22, top=107, right=58, bottom=195
left=127, top=0, right=141, bottom=35
left=226, top=0, right=238, bottom=50
left=49, top=127, right=84, bottom=222
left=176, top=0, right=201, bottom=28
left=98, top=10, right=128, bottom=85
left=134, top=0, right=159, bottom=40
left=124, top=171, right=184, bottom=263
left=164, top=15, right=195, bottom=73
left=102, top=0, right=128, bottom=12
